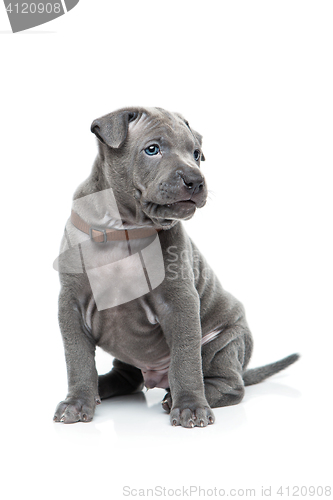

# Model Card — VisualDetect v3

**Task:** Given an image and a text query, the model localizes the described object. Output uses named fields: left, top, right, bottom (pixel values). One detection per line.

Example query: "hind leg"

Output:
left=202, top=327, right=253, bottom=408
left=98, top=358, right=144, bottom=400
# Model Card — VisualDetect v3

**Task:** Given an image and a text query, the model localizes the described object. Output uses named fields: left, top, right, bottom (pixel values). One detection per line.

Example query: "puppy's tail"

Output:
left=242, top=353, right=300, bottom=386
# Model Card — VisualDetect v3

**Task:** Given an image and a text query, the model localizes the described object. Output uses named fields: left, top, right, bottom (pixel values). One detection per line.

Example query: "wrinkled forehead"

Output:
left=128, top=108, right=198, bottom=148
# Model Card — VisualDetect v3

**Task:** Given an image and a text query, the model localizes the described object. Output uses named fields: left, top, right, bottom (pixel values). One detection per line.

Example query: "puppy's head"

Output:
left=91, top=107, right=207, bottom=228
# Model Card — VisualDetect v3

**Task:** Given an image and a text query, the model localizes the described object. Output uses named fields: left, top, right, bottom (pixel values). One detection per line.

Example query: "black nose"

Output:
left=177, top=170, right=204, bottom=193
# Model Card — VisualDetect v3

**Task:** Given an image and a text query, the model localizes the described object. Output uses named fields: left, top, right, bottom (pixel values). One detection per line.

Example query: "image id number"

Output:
left=277, top=486, right=331, bottom=497
left=6, top=3, right=62, bottom=14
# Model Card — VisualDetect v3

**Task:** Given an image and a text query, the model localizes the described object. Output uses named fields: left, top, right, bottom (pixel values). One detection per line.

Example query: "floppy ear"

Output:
left=91, top=109, right=137, bottom=149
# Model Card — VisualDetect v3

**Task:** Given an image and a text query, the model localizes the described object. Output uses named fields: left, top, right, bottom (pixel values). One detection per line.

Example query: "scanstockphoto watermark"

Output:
left=165, top=245, right=210, bottom=281
left=54, top=188, right=165, bottom=310
left=123, top=486, right=256, bottom=497
left=54, top=188, right=213, bottom=310
left=123, top=485, right=332, bottom=497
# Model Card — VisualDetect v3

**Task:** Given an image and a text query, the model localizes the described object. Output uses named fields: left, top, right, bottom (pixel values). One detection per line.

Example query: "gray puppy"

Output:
left=54, top=107, right=299, bottom=428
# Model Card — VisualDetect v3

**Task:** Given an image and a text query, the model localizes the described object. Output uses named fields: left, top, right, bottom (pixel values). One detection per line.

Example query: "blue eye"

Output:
left=194, top=149, right=201, bottom=161
left=145, top=144, right=160, bottom=156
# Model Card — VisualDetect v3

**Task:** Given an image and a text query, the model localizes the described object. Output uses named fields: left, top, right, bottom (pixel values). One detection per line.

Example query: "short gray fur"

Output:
left=54, top=107, right=299, bottom=428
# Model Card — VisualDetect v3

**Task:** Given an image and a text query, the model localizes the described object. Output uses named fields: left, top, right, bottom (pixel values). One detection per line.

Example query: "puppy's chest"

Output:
left=93, top=298, right=169, bottom=363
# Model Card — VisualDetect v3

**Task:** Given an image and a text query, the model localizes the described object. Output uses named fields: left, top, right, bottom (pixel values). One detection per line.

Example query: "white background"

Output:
left=1, top=1, right=332, bottom=499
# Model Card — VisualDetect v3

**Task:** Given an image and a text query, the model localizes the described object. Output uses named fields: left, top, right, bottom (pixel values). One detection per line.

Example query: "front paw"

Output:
left=170, top=406, right=215, bottom=428
left=163, top=393, right=215, bottom=428
left=53, top=395, right=101, bottom=424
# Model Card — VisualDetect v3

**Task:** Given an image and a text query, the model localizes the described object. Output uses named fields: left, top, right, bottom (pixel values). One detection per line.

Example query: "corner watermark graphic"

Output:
left=3, top=0, right=80, bottom=33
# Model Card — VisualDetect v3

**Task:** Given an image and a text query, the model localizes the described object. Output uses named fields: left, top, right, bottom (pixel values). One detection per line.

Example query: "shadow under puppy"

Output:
left=54, top=107, right=299, bottom=428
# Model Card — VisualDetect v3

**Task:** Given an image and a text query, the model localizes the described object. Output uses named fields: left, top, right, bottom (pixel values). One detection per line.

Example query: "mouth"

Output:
left=165, top=199, right=196, bottom=209
left=140, top=197, right=198, bottom=225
